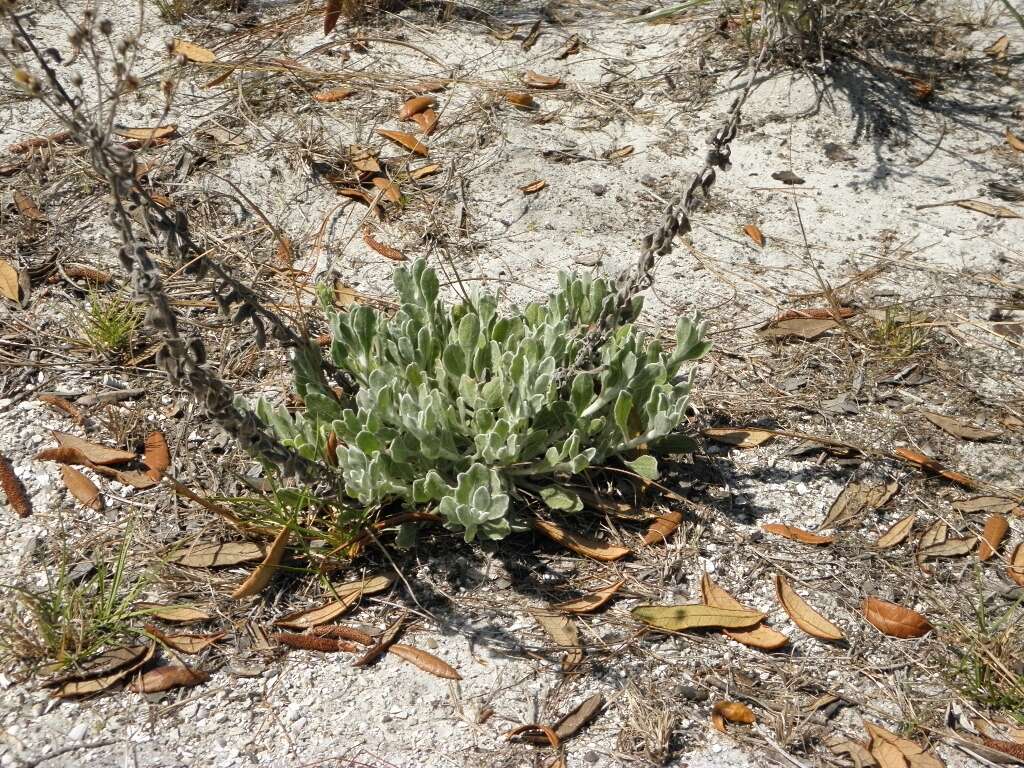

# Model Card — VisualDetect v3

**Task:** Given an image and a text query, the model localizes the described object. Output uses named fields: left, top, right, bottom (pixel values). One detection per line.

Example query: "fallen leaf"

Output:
left=36, top=394, right=84, bottom=424
left=555, top=33, right=580, bottom=59
left=324, top=0, right=341, bottom=33
left=520, top=179, right=546, bottom=194
left=375, top=128, right=428, bottom=157
left=922, top=411, right=1002, bottom=442
left=332, top=281, right=357, bottom=309
left=363, top=229, right=405, bottom=261
left=521, top=19, right=542, bottom=50
left=605, top=145, right=634, bottom=160
left=758, top=318, right=838, bottom=340
left=761, top=523, right=834, bottom=545
left=43, top=644, right=150, bottom=688
left=144, top=624, right=226, bottom=654
left=0, top=451, right=31, bottom=517
left=273, top=574, right=393, bottom=629
left=919, top=536, right=976, bottom=560
left=862, top=597, right=932, bottom=638
left=529, top=608, right=583, bottom=671
left=372, top=176, right=402, bottom=204
left=1009, top=544, right=1024, bottom=587
left=14, top=190, right=46, bottom=221
left=523, top=70, right=561, bottom=89
left=8, top=130, right=73, bottom=153
left=313, top=86, right=354, bottom=102
left=39, top=431, right=135, bottom=466
left=55, top=643, right=155, bottom=698
left=865, top=723, right=944, bottom=768
left=703, top=427, right=774, bottom=448
left=128, top=664, right=209, bottom=693
left=642, top=510, right=683, bottom=546
left=172, top=39, right=215, bottom=63
left=388, top=643, right=462, bottom=679
left=826, top=736, right=877, bottom=768
left=875, top=513, right=917, bottom=549
left=412, top=109, right=438, bottom=135
left=979, top=515, right=1010, bottom=561
left=273, top=632, right=360, bottom=653
left=399, top=95, right=436, bottom=119
left=533, top=519, right=631, bottom=561
left=821, top=480, right=899, bottom=530
left=743, top=223, right=765, bottom=247
left=231, top=525, right=290, bottom=598
left=553, top=580, right=624, bottom=613
left=701, top=574, right=788, bottom=650
left=955, top=199, right=1020, bottom=219
left=769, top=307, right=857, bottom=324
left=143, top=431, right=170, bottom=480
left=507, top=724, right=560, bottom=749
left=774, top=574, right=844, bottom=641
left=0, top=259, right=27, bottom=303
left=505, top=91, right=537, bottom=109
left=771, top=170, right=805, bottom=185
left=409, top=163, right=441, bottom=180
left=895, top=447, right=978, bottom=489
left=59, top=465, right=103, bottom=511
left=952, top=496, right=1019, bottom=515
left=984, top=34, right=1009, bottom=58
left=136, top=603, right=212, bottom=623
left=168, top=540, right=266, bottom=568
left=1007, top=129, right=1024, bottom=153
left=712, top=701, right=756, bottom=732
left=553, top=693, right=603, bottom=740
left=632, top=604, right=765, bottom=631
left=115, top=125, right=177, bottom=141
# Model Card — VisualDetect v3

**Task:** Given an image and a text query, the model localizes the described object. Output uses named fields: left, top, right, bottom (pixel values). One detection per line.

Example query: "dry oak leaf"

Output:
left=529, top=608, right=583, bottom=672
left=388, top=644, right=462, bottom=680
left=409, top=163, right=442, bottom=180
left=918, top=536, right=976, bottom=560
left=273, top=573, right=393, bottom=630
left=893, top=447, right=978, bottom=489
left=774, top=574, right=844, bottom=641
left=520, top=179, right=547, bottom=194
left=533, top=518, right=630, bottom=561
left=703, top=427, right=774, bottom=448
left=115, top=124, right=177, bottom=141
left=324, top=0, right=341, bottom=34
left=59, top=465, right=103, bottom=511
left=862, top=597, right=932, bottom=639
left=523, top=70, right=561, bottom=89
left=375, top=128, right=428, bottom=157
left=701, top=574, right=789, bottom=651
left=1007, top=129, right=1024, bottom=153
left=143, top=431, right=170, bottom=480
left=761, top=523, right=834, bottom=545
left=0, top=451, right=31, bottom=518
left=39, top=431, right=135, bottom=466
left=0, top=259, right=27, bottom=304
left=313, top=87, right=354, bottom=102
left=875, top=513, right=917, bottom=549
left=129, top=664, right=209, bottom=694
left=979, top=515, right=1010, bottom=561
left=553, top=693, right=603, bottom=740
left=371, top=176, right=402, bottom=204
left=144, top=624, right=226, bottom=654
left=821, top=481, right=899, bottom=530
left=231, top=525, right=290, bottom=599
left=642, top=510, right=683, bottom=546
left=922, top=411, right=1001, bottom=441
left=168, top=540, right=266, bottom=568
left=553, top=579, right=624, bottom=614
left=712, top=701, right=756, bottom=733
left=632, top=604, right=765, bottom=632
left=864, top=722, right=943, bottom=768
left=984, top=34, right=1009, bottom=58
left=171, top=39, right=215, bottom=63
left=505, top=91, right=537, bottom=109
left=136, top=603, right=212, bottom=623
left=14, top=190, right=47, bottom=221
left=412, top=109, right=438, bottom=135
left=743, top=223, right=766, bottom=247
left=54, top=643, right=155, bottom=698
left=952, top=496, right=1019, bottom=515
left=1009, top=543, right=1024, bottom=587
left=399, top=95, right=436, bottom=119
left=827, top=736, right=878, bottom=767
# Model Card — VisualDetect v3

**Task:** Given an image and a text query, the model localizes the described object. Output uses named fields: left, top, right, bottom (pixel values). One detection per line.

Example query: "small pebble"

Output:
left=590, top=183, right=607, bottom=196
left=67, top=723, right=88, bottom=741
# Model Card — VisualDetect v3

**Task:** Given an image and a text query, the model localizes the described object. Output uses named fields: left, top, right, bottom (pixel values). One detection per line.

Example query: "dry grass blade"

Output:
left=876, top=513, right=916, bottom=548
left=861, top=597, right=932, bottom=639
left=701, top=574, right=788, bottom=650
left=230, top=526, right=290, bottom=599
left=533, top=519, right=630, bottom=561
left=774, top=574, right=845, bottom=641
left=0, top=451, right=31, bottom=517
left=761, top=523, right=834, bottom=545
left=979, top=515, right=1010, bottom=561
left=388, top=644, right=461, bottom=679
left=553, top=580, right=624, bottom=614
left=59, top=465, right=103, bottom=511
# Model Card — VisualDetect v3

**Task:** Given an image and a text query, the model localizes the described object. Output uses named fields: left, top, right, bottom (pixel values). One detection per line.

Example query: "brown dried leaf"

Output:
left=523, top=70, right=561, bottom=89
left=743, top=223, right=765, bottom=247
left=919, top=536, right=976, bottom=560
left=556, top=33, right=581, bottom=59
left=0, top=259, right=27, bottom=304
left=1007, top=129, right=1024, bottom=153
left=865, top=723, right=944, bottom=768
left=273, top=574, right=393, bottom=629
left=520, top=179, right=546, bottom=194
left=324, top=0, right=341, bottom=34
left=774, top=574, right=844, bottom=641
left=642, top=510, right=683, bottom=546
left=632, top=604, right=765, bottom=631
left=354, top=612, right=408, bottom=668
left=136, top=603, right=212, bottom=623
left=761, top=523, right=834, bottom=545
left=128, top=664, right=209, bottom=693
left=533, top=519, right=631, bottom=561
left=412, top=109, right=438, bottom=135
left=529, top=608, right=582, bottom=671
left=388, top=643, right=462, bottom=679
left=143, top=431, right=170, bottom=480
left=55, top=643, right=155, bottom=697
left=231, top=525, right=290, bottom=598
left=350, top=146, right=379, bottom=174
left=605, top=145, right=634, bottom=160
left=553, top=579, right=624, bottom=614
left=372, top=176, right=402, bottom=204
left=507, top=724, right=561, bottom=749
left=363, top=229, right=405, bottom=261
left=171, top=39, right=216, bottom=63
left=36, top=395, right=84, bottom=424
left=59, top=465, right=103, bottom=511
left=115, top=125, right=177, bottom=141
left=985, top=34, right=1009, bottom=58
left=827, top=736, right=878, bottom=767
left=0, top=451, right=31, bottom=518
left=956, top=200, right=1020, bottom=219
left=1009, top=543, right=1024, bottom=587
left=821, top=480, right=899, bottom=530
left=505, top=91, right=537, bottom=109
left=144, top=624, right=226, bottom=654
left=554, top=693, right=603, bottom=740
left=979, top=515, right=1010, bottom=561
left=711, top=701, right=756, bottom=733
left=42, top=431, right=135, bottom=466
left=862, top=597, right=932, bottom=638
left=701, top=574, right=788, bottom=650
left=313, top=87, right=354, bottom=102
left=399, top=95, right=436, bottom=119
left=923, top=411, right=1002, bottom=441
left=953, top=496, right=1019, bottom=515
left=168, top=540, right=266, bottom=568
left=702, top=427, right=774, bottom=448
left=14, top=190, right=46, bottom=221
left=409, top=163, right=441, bottom=180
left=875, top=514, right=917, bottom=549
left=8, top=130, right=73, bottom=153
left=758, top=318, right=838, bottom=340
left=375, top=128, right=428, bottom=157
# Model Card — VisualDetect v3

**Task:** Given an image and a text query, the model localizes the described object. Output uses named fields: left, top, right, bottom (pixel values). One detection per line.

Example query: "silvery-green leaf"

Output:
left=539, top=486, right=583, bottom=512
left=624, top=454, right=659, bottom=480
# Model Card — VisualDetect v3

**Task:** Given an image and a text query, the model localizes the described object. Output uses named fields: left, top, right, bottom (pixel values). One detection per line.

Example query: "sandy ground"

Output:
left=1, top=0, right=1023, bottom=766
